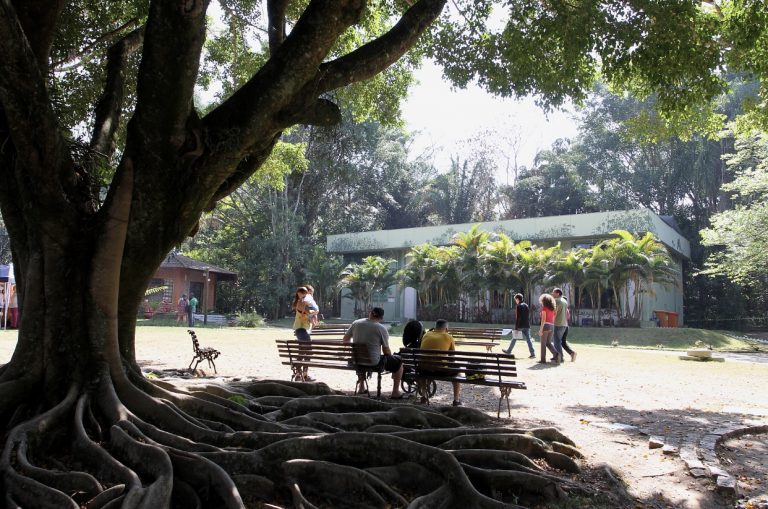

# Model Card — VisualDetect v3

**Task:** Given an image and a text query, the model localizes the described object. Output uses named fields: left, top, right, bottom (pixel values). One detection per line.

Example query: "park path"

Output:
left=2, top=327, right=766, bottom=507
left=132, top=328, right=768, bottom=508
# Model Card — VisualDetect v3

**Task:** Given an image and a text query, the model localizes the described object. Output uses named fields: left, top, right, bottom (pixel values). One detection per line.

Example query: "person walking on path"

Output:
left=503, top=293, right=536, bottom=358
left=560, top=296, right=577, bottom=362
left=538, top=293, right=558, bottom=364
left=187, top=294, right=198, bottom=327
left=552, top=288, right=568, bottom=363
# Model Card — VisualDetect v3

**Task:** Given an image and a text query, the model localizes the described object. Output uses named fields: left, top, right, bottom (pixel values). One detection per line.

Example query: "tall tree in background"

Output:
left=700, top=132, right=768, bottom=287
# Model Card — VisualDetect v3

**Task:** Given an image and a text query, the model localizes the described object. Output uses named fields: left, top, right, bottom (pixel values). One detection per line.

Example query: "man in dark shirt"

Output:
left=502, top=293, right=536, bottom=358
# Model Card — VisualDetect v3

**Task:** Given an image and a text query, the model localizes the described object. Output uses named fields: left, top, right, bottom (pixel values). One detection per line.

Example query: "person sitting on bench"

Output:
left=419, top=319, right=462, bottom=407
left=343, top=307, right=406, bottom=399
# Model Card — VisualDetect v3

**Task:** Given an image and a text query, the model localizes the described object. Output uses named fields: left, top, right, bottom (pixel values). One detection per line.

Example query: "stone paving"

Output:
left=643, top=422, right=768, bottom=497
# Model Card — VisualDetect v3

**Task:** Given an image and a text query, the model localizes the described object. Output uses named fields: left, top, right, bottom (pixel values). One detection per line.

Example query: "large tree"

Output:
left=2, top=1, right=767, bottom=507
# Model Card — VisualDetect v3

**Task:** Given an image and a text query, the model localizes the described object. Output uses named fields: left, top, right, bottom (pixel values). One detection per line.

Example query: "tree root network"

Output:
left=0, top=374, right=613, bottom=508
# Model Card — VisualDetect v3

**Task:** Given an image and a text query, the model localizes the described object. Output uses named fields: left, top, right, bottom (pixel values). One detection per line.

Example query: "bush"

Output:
left=237, top=311, right=265, bottom=328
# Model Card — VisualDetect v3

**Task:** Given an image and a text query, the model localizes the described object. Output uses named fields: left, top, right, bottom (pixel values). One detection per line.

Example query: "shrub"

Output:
left=237, top=311, right=265, bottom=328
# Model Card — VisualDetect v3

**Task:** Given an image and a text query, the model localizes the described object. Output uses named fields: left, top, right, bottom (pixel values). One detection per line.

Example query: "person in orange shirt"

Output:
left=420, top=319, right=462, bottom=406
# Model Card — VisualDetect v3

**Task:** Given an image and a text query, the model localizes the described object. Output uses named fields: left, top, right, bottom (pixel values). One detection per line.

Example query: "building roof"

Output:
left=327, top=208, right=691, bottom=259
left=160, top=252, right=237, bottom=281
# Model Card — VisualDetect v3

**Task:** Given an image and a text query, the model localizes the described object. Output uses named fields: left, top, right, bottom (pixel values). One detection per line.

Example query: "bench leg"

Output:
left=190, top=357, right=201, bottom=374
left=499, top=386, right=512, bottom=419
left=355, top=372, right=369, bottom=396
left=417, top=378, right=431, bottom=405
left=208, top=358, right=217, bottom=374
left=376, top=372, right=382, bottom=399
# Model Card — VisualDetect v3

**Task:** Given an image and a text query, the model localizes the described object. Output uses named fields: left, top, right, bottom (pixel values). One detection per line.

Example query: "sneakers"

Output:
left=452, top=400, right=462, bottom=407
left=528, top=354, right=536, bottom=359
left=502, top=349, right=511, bottom=354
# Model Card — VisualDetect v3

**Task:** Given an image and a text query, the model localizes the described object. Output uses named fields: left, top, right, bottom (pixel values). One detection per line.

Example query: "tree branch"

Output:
left=0, top=0, right=76, bottom=212
left=10, top=0, right=64, bottom=70
left=203, top=0, right=365, bottom=167
left=53, top=18, right=140, bottom=72
left=267, top=0, right=290, bottom=55
left=130, top=0, right=209, bottom=153
left=90, top=27, right=145, bottom=159
left=317, top=0, right=447, bottom=93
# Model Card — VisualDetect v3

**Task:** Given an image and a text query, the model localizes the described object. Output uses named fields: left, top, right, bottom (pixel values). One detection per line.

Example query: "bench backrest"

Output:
left=188, top=329, right=202, bottom=354
left=398, top=347, right=517, bottom=383
left=275, top=339, right=379, bottom=366
left=447, top=328, right=503, bottom=341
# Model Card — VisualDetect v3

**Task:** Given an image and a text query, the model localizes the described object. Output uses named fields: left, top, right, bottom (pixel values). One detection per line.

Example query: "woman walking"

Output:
left=538, top=293, right=558, bottom=364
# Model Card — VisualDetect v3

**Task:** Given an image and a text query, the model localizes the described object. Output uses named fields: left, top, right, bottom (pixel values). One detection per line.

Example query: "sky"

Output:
left=402, top=61, right=581, bottom=184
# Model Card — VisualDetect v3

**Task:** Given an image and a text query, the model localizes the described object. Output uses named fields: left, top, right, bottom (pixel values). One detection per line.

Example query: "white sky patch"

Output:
left=402, top=61, right=580, bottom=182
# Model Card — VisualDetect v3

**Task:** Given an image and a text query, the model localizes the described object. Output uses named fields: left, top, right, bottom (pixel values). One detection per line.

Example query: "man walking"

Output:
left=552, top=288, right=569, bottom=363
left=503, top=294, right=536, bottom=358
left=343, top=307, right=405, bottom=399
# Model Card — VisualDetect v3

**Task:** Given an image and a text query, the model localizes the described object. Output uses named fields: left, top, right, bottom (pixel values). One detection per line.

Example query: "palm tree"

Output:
left=582, top=244, right=613, bottom=326
left=546, top=247, right=586, bottom=324
left=452, top=225, right=493, bottom=321
left=339, top=256, right=398, bottom=316
left=480, top=233, right=522, bottom=320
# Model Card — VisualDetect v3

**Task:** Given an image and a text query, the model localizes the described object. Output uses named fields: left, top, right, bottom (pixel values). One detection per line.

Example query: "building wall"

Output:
left=331, top=210, right=689, bottom=326
left=153, top=267, right=221, bottom=313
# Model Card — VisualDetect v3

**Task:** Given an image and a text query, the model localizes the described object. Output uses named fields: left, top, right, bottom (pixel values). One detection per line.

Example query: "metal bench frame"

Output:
left=187, top=329, right=221, bottom=373
left=399, top=347, right=526, bottom=418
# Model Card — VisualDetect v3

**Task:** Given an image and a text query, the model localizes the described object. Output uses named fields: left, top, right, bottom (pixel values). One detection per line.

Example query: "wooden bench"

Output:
left=449, top=328, right=504, bottom=352
left=275, top=339, right=391, bottom=398
left=398, top=347, right=526, bottom=418
left=309, top=323, right=351, bottom=337
left=187, top=329, right=221, bottom=373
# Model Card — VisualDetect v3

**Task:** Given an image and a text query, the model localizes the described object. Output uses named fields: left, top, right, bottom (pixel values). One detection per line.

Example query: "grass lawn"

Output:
left=133, top=318, right=760, bottom=353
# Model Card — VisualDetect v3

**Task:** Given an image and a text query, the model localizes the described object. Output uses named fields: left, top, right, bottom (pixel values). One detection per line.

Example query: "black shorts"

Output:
left=380, top=354, right=402, bottom=372
left=358, top=354, right=402, bottom=373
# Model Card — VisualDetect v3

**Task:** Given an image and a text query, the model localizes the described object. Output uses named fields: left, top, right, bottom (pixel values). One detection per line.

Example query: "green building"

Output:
left=327, top=209, right=690, bottom=326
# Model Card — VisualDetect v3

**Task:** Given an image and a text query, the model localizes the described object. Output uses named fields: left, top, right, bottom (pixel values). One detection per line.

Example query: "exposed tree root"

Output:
left=0, top=373, right=601, bottom=508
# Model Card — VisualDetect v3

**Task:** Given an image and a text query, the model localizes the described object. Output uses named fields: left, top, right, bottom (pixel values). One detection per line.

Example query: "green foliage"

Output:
left=395, top=225, right=675, bottom=324
left=226, top=394, right=248, bottom=407
left=235, top=311, right=265, bottom=328
left=700, top=132, right=768, bottom=285
left=339, top=256, right=398, bottom=316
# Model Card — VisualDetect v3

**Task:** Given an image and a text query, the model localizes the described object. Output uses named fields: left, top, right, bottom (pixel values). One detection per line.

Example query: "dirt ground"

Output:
left=1, top=326, right=766, bottom=507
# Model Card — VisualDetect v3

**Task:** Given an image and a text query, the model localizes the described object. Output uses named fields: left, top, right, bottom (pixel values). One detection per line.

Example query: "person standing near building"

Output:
left=177, top=294, right=188, bottom=324
left=503, top=294, right=536, bottom=358
left=188, top=294, right=198, bottom=327
left=8, top=284, right=19, bottom=329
